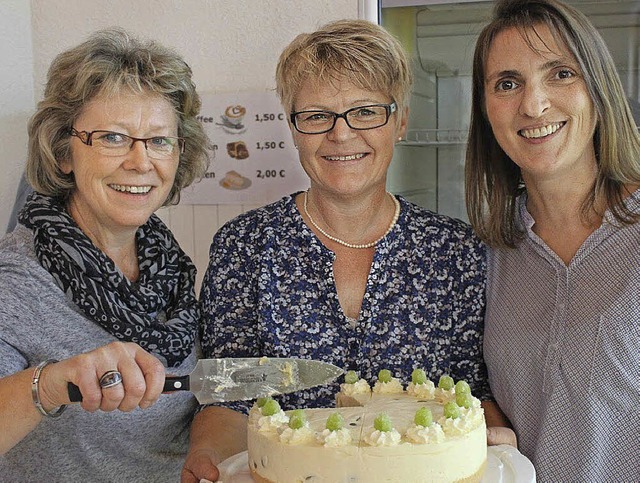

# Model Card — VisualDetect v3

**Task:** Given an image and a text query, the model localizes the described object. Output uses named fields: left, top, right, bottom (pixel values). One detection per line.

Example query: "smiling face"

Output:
left=483, top=24, right=598, bottom=184
left=61, top=90, right=179, bottom=243
left=290, top=77, right=406, bottom=197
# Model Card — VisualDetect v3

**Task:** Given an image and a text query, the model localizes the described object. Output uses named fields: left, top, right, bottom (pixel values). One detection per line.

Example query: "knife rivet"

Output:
left=174, top=381, right=182, bottom=389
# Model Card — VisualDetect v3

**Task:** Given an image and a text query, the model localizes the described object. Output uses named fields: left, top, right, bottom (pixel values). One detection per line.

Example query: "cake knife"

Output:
left=67, top=357, right=344, bottom=403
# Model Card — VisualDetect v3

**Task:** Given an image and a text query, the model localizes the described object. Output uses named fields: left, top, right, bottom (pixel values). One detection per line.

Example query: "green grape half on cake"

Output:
left=455, top=392, right=474, bottom=409
left=455, top=380, right=471, bottom=395
left=344, top=370, right=358, bottom=384
left=438, top=375, right=455, bottom=391
left=373, top=412, right=393, bottom=432
left=443, top=401, right=461, bottom=419
left=288, top=409, right=307, bottom=429
left=411, top=368, right=428, bottom=385
left=261, top=398, right=281, bottom=416
left=414, top=407, right=433, bottom=427
left=256, top=396, right=270, bottom=408
left=378, top=369, right=392, bottom=383
left=326, top=412, right=345, bottom=431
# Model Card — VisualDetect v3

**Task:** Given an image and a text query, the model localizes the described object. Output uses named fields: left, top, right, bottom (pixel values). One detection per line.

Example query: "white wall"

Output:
left=1, top=0, right=367, bottom=291
left=0, top=0, right=34, bottom=234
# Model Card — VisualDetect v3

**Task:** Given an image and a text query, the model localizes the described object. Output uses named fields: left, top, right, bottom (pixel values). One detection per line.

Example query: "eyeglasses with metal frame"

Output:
left=290, top=102, right=397, bottom=134
left=69, top=128, right=185, bottom=160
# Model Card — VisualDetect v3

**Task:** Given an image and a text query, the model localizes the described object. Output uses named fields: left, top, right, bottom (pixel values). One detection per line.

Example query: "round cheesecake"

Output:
left=247, top=376, right=487, bottom=483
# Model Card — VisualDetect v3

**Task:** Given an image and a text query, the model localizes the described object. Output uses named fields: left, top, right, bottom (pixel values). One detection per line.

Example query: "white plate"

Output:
left=217, top=444, right=535, bottom=483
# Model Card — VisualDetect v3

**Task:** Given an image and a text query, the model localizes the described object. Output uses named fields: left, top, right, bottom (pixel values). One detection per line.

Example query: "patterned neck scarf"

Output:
left=19, top=192, right=198, bottom=367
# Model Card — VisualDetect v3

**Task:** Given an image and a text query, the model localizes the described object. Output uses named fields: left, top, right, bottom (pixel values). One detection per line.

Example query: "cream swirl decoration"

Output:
left=405, top=422, right=446, bottom=444
left=279, top=424, right=316, bottom=445
left=364, top=428, right=402, bottom=446
left=257, top=411, right=289, bottom=432
left=340, top=379, right=371, bottom=396
left=407, top=381, right=436, bottom=399
left=373, top=378, right=404, bottom=394
left=317, top=428, right=353, bottom=447
left=439, top=407, right=485, bottom=436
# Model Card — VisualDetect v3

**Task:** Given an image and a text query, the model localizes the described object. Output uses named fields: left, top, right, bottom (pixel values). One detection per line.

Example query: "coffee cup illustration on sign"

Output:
left=227, top=141, right=249, bottom=159
left=220, top=170, right=251, bottom=190
left=218, top=105, right=247, bottom=134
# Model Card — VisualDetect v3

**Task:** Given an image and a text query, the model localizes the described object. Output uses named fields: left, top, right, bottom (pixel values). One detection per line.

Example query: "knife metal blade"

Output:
left=163, top=357, right=344, bottom=404
left=67, top=357, right=344, bottom=404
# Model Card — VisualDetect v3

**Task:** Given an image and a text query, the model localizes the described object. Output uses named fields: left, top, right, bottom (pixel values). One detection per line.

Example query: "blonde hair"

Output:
left=27, top=28, right=210, bottom=205
left=275, top=19, right=412, bottom=126
left=465, top=0, right=640, bottom=247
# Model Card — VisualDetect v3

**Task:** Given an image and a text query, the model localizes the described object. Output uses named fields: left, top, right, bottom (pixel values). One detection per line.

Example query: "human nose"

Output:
left=123, top=139, right=153, bottom=171
left=518, top=82, right=550, bottom=118
left=327, top=115, right=356, bottom=141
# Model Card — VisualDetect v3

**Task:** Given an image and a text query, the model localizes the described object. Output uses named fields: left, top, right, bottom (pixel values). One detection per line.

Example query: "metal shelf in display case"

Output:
left=399, top=129, right=468, bottom=146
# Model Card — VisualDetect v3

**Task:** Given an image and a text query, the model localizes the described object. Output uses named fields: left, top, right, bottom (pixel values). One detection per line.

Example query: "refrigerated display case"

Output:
left=381, top=0, right=640, bottom=221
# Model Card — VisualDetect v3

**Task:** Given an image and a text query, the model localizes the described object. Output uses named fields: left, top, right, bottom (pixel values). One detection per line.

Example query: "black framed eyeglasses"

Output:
left=69, top=128, right=185, bottom=160
left=290, top=102, right=397, bottom=134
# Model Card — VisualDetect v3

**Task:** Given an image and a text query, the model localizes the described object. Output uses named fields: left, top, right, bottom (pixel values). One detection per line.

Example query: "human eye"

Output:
left=95, top=131, right=128, bottom=146
left=303, top=112, right=331, bottom=122
left=495, top=79, right=519, bottom=92
left=297, top=111, right=332, bottom=126
left=149, top=136, right=173, bottom=148
left=351, top=106, right=381, bottom=118
left=554, top=68, right=576, bottom=80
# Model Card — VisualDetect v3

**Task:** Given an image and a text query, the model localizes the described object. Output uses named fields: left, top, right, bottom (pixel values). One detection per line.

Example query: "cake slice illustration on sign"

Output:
left=227, top=141, right=249, bottom=159
left=220, top=170, right=251, bottom=190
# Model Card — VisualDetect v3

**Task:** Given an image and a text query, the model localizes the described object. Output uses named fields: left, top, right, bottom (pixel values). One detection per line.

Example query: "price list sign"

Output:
left=180, top=91, right=309, bottom=205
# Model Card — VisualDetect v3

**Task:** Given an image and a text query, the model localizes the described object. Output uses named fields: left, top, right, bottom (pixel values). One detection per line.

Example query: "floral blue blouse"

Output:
left=200, top=193, right=490, bottom=412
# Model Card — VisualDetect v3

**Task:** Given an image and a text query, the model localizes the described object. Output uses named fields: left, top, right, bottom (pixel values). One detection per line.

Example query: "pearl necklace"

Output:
left=303, top=190, right=400, bottom=249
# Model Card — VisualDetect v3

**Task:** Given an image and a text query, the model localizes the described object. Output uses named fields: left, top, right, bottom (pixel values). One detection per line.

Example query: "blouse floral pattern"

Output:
left=200, top=193, right=490, bottom=412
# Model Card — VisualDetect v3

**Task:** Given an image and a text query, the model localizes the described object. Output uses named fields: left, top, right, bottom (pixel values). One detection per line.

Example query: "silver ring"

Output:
left=99, top=370, right=123, bottom=389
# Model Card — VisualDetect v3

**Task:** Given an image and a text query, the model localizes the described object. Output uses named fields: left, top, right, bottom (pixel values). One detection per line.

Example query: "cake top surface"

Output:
left=249, top=369, right=486, bottom=448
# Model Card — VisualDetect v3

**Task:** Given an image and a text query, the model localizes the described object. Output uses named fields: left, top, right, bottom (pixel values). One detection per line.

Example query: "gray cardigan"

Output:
left=0, top=225, right=198, bottom=482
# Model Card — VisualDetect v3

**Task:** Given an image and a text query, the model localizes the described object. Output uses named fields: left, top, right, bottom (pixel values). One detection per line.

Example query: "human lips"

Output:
left=518, top=122, right=565, bottom=139
left=109, top=184, right=152, bottom=194
left=323, top=153, right=366, bottom=161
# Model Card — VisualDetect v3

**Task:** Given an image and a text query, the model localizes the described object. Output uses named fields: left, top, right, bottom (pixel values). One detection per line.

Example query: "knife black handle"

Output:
left=67, top=382, right=83, bottom=402
left=163, top=375, right=190, bottom=393
left=67, top=375, right=191, bottom=402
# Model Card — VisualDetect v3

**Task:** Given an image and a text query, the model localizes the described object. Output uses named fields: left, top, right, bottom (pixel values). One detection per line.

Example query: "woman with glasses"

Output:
left=0, top=28, right=236, bottom=482
left=194, top=20, right=514, bottom=469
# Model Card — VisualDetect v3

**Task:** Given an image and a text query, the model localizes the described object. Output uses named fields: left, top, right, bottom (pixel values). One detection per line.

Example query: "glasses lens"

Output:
left=92, top=131, right=131, bottom=156
left=346, top=105, right=389, bottom=129
left=294, top=111, right=335, bottom=134
left=146, top=137, right=181, bottom=159
left=293, top=104, right=393, bottom=134
left=91, top=131, right=181, bottom=159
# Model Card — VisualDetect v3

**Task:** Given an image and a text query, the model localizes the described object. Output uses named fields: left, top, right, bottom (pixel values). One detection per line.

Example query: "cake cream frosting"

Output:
left=407, top=380, right=437, bottom=399
left=247, top=375, right=487, bottom=483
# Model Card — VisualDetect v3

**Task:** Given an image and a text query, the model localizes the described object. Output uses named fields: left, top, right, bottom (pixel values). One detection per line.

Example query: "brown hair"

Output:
left=27, top=28, right=210, bottom=205
left=465, top=0, right=640, bottom=247
left=275, top=19, right=412, bottom=128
